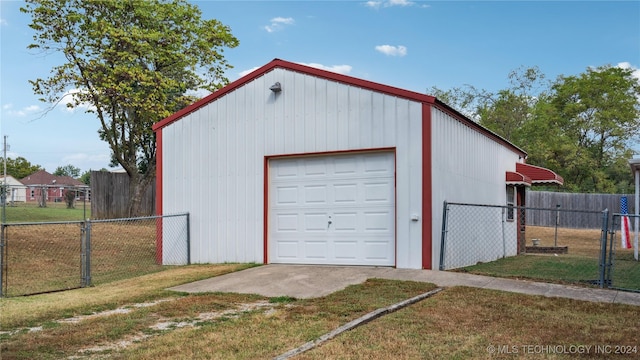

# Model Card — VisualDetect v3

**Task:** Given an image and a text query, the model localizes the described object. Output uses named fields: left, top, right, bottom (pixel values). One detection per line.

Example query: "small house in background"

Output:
left=0, top=175, right=27, bottom=203
left=20, top=170, right=88, bottom=204
left=152, top=59, right=563, bottom=270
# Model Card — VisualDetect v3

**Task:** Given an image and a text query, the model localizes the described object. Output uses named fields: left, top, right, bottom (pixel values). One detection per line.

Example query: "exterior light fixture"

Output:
left=269, top=82, right=282, bottom=93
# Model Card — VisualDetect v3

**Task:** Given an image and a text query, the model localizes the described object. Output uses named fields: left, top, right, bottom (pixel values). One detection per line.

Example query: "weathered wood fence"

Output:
left=90, top=171, right=155, bottom=219
left=526, top=191, right=636, bottom=228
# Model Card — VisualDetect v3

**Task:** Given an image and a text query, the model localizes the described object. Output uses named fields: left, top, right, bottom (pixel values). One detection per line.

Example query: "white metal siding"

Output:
left=161, top=68, right=423, bottom=268
left=430, top=106, right=521, bottom=269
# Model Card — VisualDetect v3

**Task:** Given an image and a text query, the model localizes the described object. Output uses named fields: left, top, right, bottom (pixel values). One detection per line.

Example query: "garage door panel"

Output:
left=364, top=182, right=393, bottom=203
left=304, top=241, right=328, bottom=259
left=277, top=241, right=299, bottom=259
left=364, top=241, right=393, bottom=260
left=334, top=241, right=358, bottom=259
left=303, top=185, right=327, bottom=204
left=274, top=160, right=299, bottom=178
left=275, top=186, right=299, bottom=205
left=364, top=211, right=392, bottom=232
left=332, top=212, right=357, bottom=232
left=333, top=156, right=358, bottom=175
left=333, top=184, right=357, bottom=203
left=304, top=212, right=329, bottom=232
left=304, top=158, right=327, bottom=176
left=364, top=154, right=394, bottom=173
left=270, top=152, right=395, bottom=266
left=276, top=213, right=299, bottom=232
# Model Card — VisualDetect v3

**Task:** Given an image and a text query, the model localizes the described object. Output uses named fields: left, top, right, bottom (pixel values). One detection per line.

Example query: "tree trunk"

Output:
left=126, top=172, right=155, bottom=217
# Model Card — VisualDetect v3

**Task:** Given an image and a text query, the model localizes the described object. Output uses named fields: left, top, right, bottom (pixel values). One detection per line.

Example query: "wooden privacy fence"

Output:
left=91, top=171, right=155, bottom=219
left=526, top=191, right=636, bottom=228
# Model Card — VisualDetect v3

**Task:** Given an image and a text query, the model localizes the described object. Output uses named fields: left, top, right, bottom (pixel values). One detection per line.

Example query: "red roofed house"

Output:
left=21, top=170, right=88, bottom=204
left=152, top=59, right=563, bottom=269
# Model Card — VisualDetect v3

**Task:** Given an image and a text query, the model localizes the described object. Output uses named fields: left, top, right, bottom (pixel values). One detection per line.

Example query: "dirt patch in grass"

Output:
left=524, top=225, right=602, bottom=257
left=1, top=278, right=436, bottom=359
left=0, top=263, right=254, bottom=330
left=2, top=273, right=638, bottom=360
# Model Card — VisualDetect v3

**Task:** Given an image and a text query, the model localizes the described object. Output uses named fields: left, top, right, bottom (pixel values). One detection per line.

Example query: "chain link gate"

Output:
left=605, top=213, right=640, bottom=292
left=441, top=202, right=615, bottom=288
left=0, top=213, right=189, bottom=297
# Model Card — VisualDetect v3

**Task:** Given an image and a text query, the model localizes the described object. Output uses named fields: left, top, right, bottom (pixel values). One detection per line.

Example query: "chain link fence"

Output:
left=441, top=202, right=614, bottom=288
left=607, top=214, right=640, bottom=292
left=0, top=213, right=189, bottom=297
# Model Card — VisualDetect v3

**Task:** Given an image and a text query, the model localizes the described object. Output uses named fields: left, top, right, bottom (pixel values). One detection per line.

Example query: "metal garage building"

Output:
left=152, top=59, right=561, bottom=270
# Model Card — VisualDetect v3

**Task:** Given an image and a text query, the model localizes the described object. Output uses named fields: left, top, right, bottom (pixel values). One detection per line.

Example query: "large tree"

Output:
left=2, top=157, right=43, bottom=179
left=543, top=65, right=640, bottom=192
left=429, top=65, right=640, bottom=193
left=22, top=0, right=239, bottom=215
left=53, top=164, right=81, bottom=178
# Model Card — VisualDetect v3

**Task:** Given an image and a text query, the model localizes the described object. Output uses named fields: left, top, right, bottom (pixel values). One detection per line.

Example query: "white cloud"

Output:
left=239, top=67, right=261, bottom=77
left=264, top=17, right=295, bottom=33
left=298, top=62, right=353, bottom=75
left=375, top=45, right=408, bottom=57
left=387, top=0, right=414, bottom=6
left=0, top=18, right=7, bottom=26
left=365, top=0, right=419, bottom=8
left=7, top=104, right=42, bottom=117
left=3, top=103, right=12, bottom=110
left=617, top=62, right=640, bottom=82
left=58, top=89, right=96, bottom=113
left=365, top=1, right=383, bottom=9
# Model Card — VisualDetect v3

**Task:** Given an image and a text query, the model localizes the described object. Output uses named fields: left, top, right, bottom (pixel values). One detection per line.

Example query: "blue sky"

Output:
left=1, top=0, right=639, bottom=174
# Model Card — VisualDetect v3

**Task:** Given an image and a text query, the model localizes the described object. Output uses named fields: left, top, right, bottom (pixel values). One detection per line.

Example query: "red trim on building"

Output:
left=153, top=59, right=436, bottom=132
left=422, top=103, right=433, bottom=270
left=263, top=157, right=269, bottom=264
left=516, top=162, right=564, bottom=185
left=506, top=171, right=532, bottom=187
left=155, top=130, right=163, bottom=264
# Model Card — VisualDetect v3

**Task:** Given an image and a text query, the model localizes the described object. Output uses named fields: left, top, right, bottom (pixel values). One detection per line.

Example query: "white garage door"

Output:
left=269, top=152, right=395, bottom=266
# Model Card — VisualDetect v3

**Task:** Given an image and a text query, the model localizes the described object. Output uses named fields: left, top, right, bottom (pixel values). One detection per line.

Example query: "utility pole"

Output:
left=2, top=135, right=7, bottom=223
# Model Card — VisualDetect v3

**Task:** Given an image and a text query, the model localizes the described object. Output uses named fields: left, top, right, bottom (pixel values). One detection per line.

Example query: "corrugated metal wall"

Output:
left=161, top=68, right=424, bottom=267
left=430, top=106, right=522, bottom=268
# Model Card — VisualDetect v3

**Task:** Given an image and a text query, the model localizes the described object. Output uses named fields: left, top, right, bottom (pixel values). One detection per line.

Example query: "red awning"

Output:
left=516, top=162, right=564, bottom=185
left=506, top=171, right=532, bottom=187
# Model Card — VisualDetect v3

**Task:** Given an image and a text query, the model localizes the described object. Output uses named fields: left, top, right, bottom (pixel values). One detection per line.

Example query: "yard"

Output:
left=1, top=201, right=91, bottom=223
left=460, top=226, right=640, bottom=290
left=1, top=264, right=638, bottom=359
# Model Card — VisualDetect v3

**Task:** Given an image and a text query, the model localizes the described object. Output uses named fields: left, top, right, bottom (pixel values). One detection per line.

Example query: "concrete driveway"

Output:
left=168, top=264, right=640, bottom=305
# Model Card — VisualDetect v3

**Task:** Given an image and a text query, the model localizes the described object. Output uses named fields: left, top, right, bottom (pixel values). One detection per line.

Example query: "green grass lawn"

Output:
left=458, top=253, right=640, bottom=291
left=2, top=265, right=638, bottom=359
left=458, top=254, right=601, bottom=285
left=2, top=201, right=91, bottom=223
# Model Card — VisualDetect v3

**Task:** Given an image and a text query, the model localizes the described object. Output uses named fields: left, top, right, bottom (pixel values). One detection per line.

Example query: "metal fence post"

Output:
left=598, top=209, right=609, bottom=288
left=81, top=220, right=92, bottom=287
left=439, top=201, right=449, bottom=271
left=186, top=213, right=191, bottom=265
left=0, top=224, right=5, bottom=297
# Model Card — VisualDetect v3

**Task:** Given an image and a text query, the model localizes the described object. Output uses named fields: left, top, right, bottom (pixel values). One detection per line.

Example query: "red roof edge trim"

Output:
left=506, top=171, right=532, bottom=187
left=153, top=58, right=437, bottom=132
left=277, top=60, right=436, bottom=104
left=153, top=60, right=281, bottom=131
left=516, top=162, right=564, bottom=185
